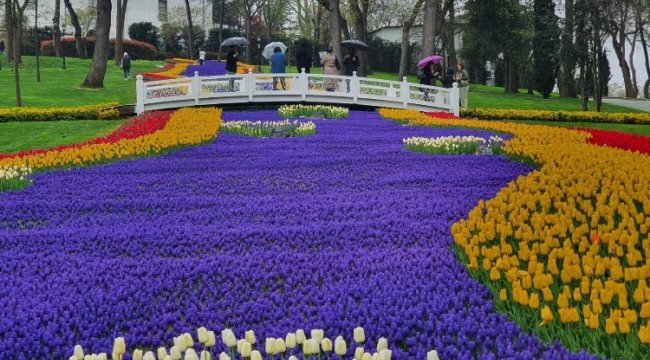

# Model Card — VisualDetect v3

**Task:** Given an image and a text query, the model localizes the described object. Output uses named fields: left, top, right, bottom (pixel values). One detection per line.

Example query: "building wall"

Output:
left=36, top=0, right=213, bottom=38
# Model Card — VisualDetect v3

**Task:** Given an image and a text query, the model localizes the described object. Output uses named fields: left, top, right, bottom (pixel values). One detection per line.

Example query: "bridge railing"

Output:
left=136, top=69, right=460, bottom=116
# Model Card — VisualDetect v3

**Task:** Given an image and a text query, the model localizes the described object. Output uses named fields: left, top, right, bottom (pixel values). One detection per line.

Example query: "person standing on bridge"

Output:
left=454, top=63, right=470, bottom=110
left=343, top=47, right=360, bottom=93
left=321, top=47, right=340, bottom=92
left=226, top=46, right=239, bottom=91
left=296, top=42, right=312, bottom=74
left=270, top=47, right=288, bottom=90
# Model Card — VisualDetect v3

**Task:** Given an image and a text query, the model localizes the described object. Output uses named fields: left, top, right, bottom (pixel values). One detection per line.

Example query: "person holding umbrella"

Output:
left=270, top=47, right=288, bottom=90
left=226, top=45, right=239, bottom=91
left=343, top=47, right=360, bottom=92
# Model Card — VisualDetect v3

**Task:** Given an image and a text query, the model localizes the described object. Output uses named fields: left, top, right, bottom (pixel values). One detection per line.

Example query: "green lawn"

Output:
left=0, top=120, right=124, bottom=154
left=261, top=65, right=637, bottom=113
left=0, top=56, right=165, bottom=108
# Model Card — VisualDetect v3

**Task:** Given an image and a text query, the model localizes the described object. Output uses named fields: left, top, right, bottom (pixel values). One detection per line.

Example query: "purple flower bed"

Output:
left=0, top=111, right=596, bottom=359
left=183, top=61, right=227, bottom=77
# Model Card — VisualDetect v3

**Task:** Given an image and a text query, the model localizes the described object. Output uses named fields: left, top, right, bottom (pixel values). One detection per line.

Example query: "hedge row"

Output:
left=0, top=104, right=120, bottom=122
left=461, top=108, right=650, bottom=125
left=40, top=37, right=158, bottom=60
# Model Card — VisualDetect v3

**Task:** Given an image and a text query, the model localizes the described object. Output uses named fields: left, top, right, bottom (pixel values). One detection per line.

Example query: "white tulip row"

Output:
left=403, top=136, right=487, bottom=148
left=70, top=327, right=441, bottom=360
left=0, top=165, right=32, bottom=181
left=277, top=105, right=349, bottom=119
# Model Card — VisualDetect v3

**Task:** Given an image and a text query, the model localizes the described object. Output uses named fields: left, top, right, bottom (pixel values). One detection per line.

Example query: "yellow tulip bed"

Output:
left=379, top=108, right=650, bottom=358
left=461, top=108, right=650, bottom=125
left=0, top=108, right=222, bottom=171
left=0, top=103, right=119, bottom=122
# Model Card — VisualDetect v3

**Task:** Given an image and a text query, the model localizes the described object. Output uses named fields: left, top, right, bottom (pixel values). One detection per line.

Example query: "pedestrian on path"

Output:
left=121, top=52, right=131, bottom=80
left=321, top=47, right=340, bottom=92
left=199, top=49, right=207, bottom=65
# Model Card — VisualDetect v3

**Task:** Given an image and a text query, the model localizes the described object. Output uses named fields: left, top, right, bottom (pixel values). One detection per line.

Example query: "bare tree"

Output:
left=114, top=0, right=129, bottom=65
left=398, top=0, right=425, bottom=79
left=184, top=0, right=195, bottom=59
left=262, top=0, right=290, bottom=42
left=350, top=0, right=370, bottom=75
left=316, top=0, right=344, bottom=71
left=53, top=0, right=63, bottom=57
left=606, top=0, right=636, bottom=97
left=7, top=0, right=30, bottom=106
left=63, top=0, right=87, bottom=58
left=633, top=0, right=650, bottom=98
left=558, top=0, right=577, bottom=98
left=82, top=0, right=111, bottom=88
left=422, top=0, right=438, bottom=56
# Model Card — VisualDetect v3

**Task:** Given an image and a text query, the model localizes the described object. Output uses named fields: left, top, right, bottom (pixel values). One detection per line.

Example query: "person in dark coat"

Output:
left=343, top=47, right=359, bottom=76
left=442, top=67, right=455, bottom=88
left=295, top=43, right=312, bottom=73
left=418, top=63, right=433, bottom=100
left=431, top=62, right=443, bottom=86
left=120, top=52, right=131, bottom=80
left=226, top=45, right=239, bottom=91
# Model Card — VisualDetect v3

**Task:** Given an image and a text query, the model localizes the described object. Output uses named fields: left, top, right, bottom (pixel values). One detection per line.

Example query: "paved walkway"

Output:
left=603, top=97, right=650, bottom=112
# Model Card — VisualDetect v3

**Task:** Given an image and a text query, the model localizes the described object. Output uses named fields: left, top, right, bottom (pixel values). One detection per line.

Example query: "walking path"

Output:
left=603, top=97, right=650, bottom=112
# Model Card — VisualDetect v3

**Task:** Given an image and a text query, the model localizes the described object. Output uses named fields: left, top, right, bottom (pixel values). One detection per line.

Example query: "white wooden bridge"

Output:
left=135, top=70, right=460, bottom=115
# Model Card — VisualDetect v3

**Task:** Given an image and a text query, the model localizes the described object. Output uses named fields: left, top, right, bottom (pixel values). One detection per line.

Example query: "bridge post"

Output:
left=300, top=68, right=307, bottom=101
left=193, top=71, right=201, bottom=106
left=136, top=75, right=145, bottom=114
left=401, top=77, right=409, bottom=109
left=450, top=83, right=460, bottom=117
left=247, top=69, right=254, bottom=102
left=351, top=72, right=359, bottom=103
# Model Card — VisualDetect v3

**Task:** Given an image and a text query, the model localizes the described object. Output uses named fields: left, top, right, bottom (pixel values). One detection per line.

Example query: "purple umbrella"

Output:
left=418, top=55, right=443, bottom=68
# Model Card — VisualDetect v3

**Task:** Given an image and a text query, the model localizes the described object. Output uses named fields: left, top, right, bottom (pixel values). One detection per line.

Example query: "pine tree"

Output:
left=532, top=0, right=560, bottom=98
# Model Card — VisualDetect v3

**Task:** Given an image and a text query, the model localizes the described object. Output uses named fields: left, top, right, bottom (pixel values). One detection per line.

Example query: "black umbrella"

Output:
left=221, top=37, right=250, bottom=47
left=341, top=39, right=369, bottom=51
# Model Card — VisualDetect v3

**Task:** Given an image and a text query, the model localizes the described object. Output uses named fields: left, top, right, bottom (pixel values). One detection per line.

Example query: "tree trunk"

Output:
left=328, top=0, right=342, bottom=72
left=5, top=0, right=14, bottom=62
left=627, top=32, right=638, bottom=98
left=340, top=14, right=351, bottom=40
left=558, top=0, right=577, bottom=98
left=114, top=0, right=128, bottom=65
left=350, top=0, right=369, bottom=76
left=422, top=0, right=437, bottom=56
left=13, top=28, right=22, bottom=106
left=64, top=0, right=87, bottom=59
left=82, top=0, right=112, bottom=88
left=445, top=0, right=457, bottom=68
left=641, top=27, right=650, bottom=98
left=398, top=0, right=425, bottom=80
left=245, top=10, right=252, bottom=63
left=53, top=0, right=62, bottom=57
left=217, top=0, right=225, bottom=61
left=609, top=3, right=634, bottom=98
left=505, top=56, right=519, bottom=93
left=185, top=0, right=195, bottom=59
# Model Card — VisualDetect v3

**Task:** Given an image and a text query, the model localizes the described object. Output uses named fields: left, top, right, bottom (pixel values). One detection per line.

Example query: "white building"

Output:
left=9, top=0, right=215, bottom=39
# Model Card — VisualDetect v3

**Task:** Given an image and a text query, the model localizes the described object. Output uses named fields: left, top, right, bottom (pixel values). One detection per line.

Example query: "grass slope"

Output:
left=0, top=56, right=165, bottom=108
left=0, top=120, right=124, bottom=154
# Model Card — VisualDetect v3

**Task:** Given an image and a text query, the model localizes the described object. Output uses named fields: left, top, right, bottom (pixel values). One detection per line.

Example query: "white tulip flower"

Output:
left=218, top=352, right=231, bottom=360
left=170, top=346, right=182, bottom=360
left=200, top=350, right=211, bottom=360
left=285, top=333, right=296, bottom=349
left=354, top=347, right=365, bottom=360
left=353, top=327, right=366, bottom=343
left=334, top=336, right=347, bottom=355
left=184, top=349, right=198, bottom=360
left=197, top=327, right=209, bottom=344
left=157, top=347, right=169, bottom=360
left=244, top=330, right=256, bottom=345
left=265, top=337, right=276, bottom=355
left=427, top=350, right=440, bottom=360
left=240, top=341, right=252, bottom=357
left=295, top=329, right=306, bottom=345
left=74, top=345, right=85, bottom=360
left=376, top=338, right=388, bottom=352
left=206, top=331, right=216, bottom=347
left=250, top=350, right=262, bottom=360
left=274, top=338, right=286, bottom=353
left=143, top=351, right=155, bottom=360
left=132, top=349, right=143, bottom=360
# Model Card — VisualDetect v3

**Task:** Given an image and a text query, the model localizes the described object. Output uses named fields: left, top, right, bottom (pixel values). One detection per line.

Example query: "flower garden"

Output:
left=0, top=104, right=649, bottom=360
